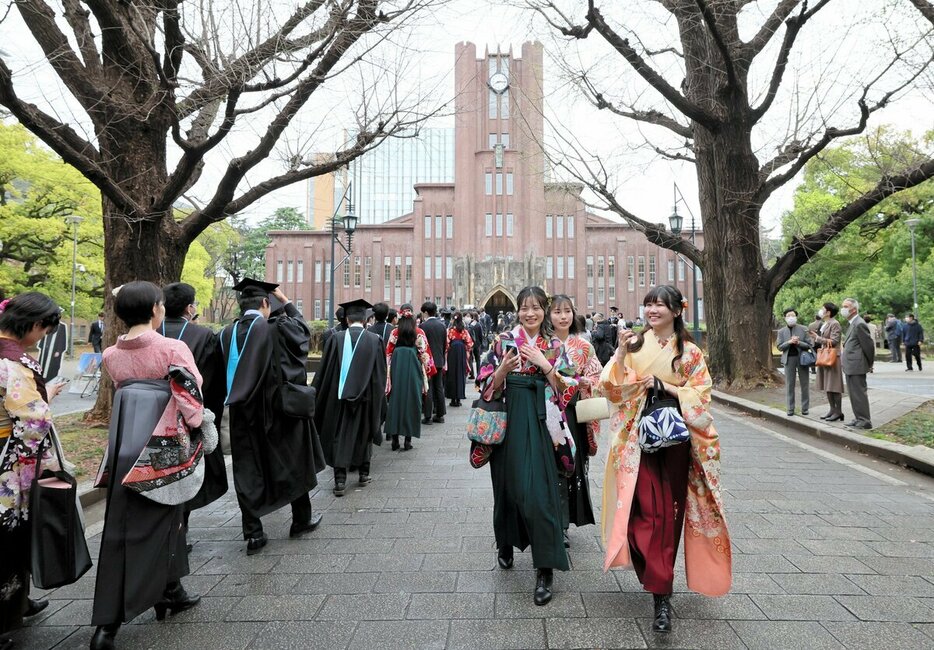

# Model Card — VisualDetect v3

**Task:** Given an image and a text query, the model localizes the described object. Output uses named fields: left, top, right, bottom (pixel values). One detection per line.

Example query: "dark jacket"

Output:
left=89, top=320, right=104, bottom=345
left=420, top=317, right=448, bottom=368
left=903, top=321, right=925, bottom=346
left=591, top=320, right=616, bottom=365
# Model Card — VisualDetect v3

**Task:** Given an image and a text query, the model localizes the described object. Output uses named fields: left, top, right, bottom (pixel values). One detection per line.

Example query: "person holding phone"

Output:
left=476, top=286, right=578, bottom=606
left=0, top=293, right=67, bottom=647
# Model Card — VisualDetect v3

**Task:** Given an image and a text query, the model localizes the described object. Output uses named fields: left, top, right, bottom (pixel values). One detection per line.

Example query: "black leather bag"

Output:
left=30, top=432, right=93, bottom=589
left=279, top=382, right=316, bottom=419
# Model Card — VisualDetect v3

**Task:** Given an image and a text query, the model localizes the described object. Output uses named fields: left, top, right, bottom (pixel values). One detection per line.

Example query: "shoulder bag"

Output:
left=815, top=341, right=838, bottom=367
left=270, top=326, right=316, bottom=419
left=798, top=349, right=817, bottom=367
left=30, top=431, right=93, bottom=589
left=638, top=377, right=690, bottom=454
left=466, top=395, right=507, bottom=445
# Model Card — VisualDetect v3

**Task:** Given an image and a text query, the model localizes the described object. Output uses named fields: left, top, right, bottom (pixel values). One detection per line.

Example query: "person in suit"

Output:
left=811, top=302, right=845, bottom=422
left=89, top=311, right=105, bottom=353
left=775, top=308, right=814, bottom=416
left=840, top=298, right=874, bottom=429
left=420, top=301, right=447, bottom=424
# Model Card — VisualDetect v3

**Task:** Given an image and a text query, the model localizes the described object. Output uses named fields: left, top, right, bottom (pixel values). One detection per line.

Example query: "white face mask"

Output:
left=785, top=316, right=797, bottom=326
left=841, top=307, right=851, bottom=319
left=818, top=309, right=826, bottom=319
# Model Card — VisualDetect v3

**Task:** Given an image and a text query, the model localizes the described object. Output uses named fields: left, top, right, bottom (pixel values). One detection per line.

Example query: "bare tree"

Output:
left=0, top=0, right=444, bottom=419
left=528, top=0, right=934, bottom=387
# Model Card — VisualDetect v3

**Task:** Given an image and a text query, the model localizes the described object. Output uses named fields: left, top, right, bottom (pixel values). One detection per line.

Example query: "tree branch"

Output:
left=61, top=0, right=102, bottom=76
left=743, top=0, right=800, bottom=56
left=766, top=157, right=934, bottom=298
left=693, top=0, right=738, bottom=91
left=908, top=0, right=934, bottom=26
left=578, top=73, right=694, bottom=139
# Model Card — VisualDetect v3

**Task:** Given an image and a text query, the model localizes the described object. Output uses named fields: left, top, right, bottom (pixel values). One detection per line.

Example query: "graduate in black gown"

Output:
left=218, top=279, right=325, bottom=555
left=312, top=299, right=387, bottom=496
left=161, top=284, right=228, bottom=519
left=37, top=321, right=68, bottom=381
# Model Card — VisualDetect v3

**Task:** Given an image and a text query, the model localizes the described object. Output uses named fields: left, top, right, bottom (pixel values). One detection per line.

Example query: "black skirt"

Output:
left=563, top=393, right=595, bottom=527
left=444, top=339, right=468, bottom=400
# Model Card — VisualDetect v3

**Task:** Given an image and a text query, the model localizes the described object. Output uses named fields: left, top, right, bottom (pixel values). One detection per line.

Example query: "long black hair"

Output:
left=628, top=285, right=693, bottom=371
left=452, top=310, right=465, bottom=333
left=548, top=294, right=581, bottom=335
left=515, top=285, right=553, bottom=338
left=396, top=303, right=417, bottom=348
left=0, top=292, right=61, bottom=339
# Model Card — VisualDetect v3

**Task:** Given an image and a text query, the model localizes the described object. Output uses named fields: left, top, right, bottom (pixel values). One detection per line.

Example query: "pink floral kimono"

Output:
left=597, top=330, right=732, bottom=596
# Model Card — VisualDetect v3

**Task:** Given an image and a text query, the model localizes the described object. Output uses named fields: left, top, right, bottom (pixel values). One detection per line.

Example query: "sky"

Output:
left=1, top=0, right=931, bottom=235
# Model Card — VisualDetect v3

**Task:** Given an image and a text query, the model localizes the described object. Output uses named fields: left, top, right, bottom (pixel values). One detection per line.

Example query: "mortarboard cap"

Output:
left=232, top=278, right=284, bottom=312
left=339, top=298, right=372, bottom=321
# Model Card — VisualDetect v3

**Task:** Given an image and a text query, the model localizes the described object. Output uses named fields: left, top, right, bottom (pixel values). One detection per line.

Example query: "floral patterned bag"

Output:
left=466, top=396, right=507, bottom=445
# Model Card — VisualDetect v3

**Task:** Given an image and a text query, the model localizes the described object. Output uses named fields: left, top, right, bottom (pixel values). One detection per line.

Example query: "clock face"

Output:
left=489, top=72, right=509, bottom=94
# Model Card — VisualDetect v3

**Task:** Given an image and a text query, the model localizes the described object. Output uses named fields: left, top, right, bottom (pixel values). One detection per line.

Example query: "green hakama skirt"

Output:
left=489, top=373, right=569, bottom=571
left=385, top=346, right=423, bottom=439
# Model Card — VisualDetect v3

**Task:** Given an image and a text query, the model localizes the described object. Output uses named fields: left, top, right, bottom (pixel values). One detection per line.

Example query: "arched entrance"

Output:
left=480, top=286, right=516, bottom=318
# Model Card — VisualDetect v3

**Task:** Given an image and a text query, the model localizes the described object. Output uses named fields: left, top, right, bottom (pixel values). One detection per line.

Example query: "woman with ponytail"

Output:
left=598, top=286, right=731, bottom=634
left=385, top=304, right=435, bottom=451
left=444, top=311, right=473, bottom=407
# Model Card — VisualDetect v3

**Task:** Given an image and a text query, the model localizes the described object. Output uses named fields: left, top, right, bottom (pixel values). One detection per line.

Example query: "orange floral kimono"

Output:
left=597, top=330, right=731, bottom=596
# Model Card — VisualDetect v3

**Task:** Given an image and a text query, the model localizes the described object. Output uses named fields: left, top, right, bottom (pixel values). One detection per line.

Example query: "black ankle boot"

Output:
left=534, top=568, right=553, bottom=606
left=497, top=546, right=513, bottom=569
left=154, top=581, right=201, bottom=620
left=89, top=623, right=120, bottom=650
left=391, top=435, right=400, bottom=451
left=652, top=594, right=673, bottom=633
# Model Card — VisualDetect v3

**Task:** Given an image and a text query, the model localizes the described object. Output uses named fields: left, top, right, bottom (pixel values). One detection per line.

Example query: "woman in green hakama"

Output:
left=476, top=286, right=575, bottom=606
left=384, top=305, right=433, bottom=451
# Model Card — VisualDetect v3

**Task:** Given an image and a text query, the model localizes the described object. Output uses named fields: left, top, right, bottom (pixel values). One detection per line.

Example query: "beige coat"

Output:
left=813, top=318, right=844, bottom=394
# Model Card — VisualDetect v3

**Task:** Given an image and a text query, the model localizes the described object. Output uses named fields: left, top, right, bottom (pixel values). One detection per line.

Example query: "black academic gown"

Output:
left=161, top=318, right=229, bottom=510
left=312, top=326, right=387, bottom=469
left=219, top=304, right=325, bottom=520
left=37, top=322, right=68, bottom=381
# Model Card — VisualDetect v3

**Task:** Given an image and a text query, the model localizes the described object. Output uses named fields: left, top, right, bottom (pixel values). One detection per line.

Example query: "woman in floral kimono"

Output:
left=0, top=293, right=67, bottom=647
left=598, top=285, right=731, bottom=634
left=475, top=286, right=578, bottom=606
left=385, top=305, right=435, bottom=451
left=548, top=295, right=602, bottom=539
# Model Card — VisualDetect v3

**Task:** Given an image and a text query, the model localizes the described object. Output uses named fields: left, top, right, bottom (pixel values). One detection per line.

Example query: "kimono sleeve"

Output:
left=416, top=329, right=437, bottom=377
left=597, top=353, right=643, bottom=406
left=0, top=359, right=56, bottom=465
left=477, top=336, right=507, bottom=401
left=675, top=344, right=714, bottom=432
left=169, top=345, right=204, bottom=428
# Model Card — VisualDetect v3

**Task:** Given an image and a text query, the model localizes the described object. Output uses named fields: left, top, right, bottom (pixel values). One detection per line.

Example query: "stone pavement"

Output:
left=14, top=388, right=934, bottom=650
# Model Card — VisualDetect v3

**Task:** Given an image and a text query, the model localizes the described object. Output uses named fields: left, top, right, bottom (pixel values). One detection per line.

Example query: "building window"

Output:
left=568, top=256, right=575, bottom=279
left=696, top=266, right=703, bottom=280
left=424, top=256, right=431, bottom=279
left=546, top=215, right=553, bottom=239
left=446, top=257, right=453, bottom=280
left=384, top=256, right=391, bottom=299
left=424, top=215, right=431, bottom=238
left=628, top=256, right=635, bottom=291
left=276, top=260, right=283, bottom=282
left=506, top=173, right=514, bottom=195
left=501, top=89, right=510, bottom=119
left=485, top=213, right=493, bottom=236
left=296, top=299, right=303, bottom=314
left=597, top=255, right=605, bottom=305
left=608, top=256, right=616, bottom=301
left=446, top=215, right=453, bottom=239
left=314, top=299, right=321, bottom=320
left=586, top=256, right=594, bottom=289
left=587, top=288, right=594, bottom=307
left=354, top=256, right=361, bottom=288
left=506, top=213, right=514, bottom=237
left=344, top=258, right=351, bottom=287
left=495, top=173, right=503, bottom=195
left=488, top=133, right=497, bottom=149
left=314, top=260, right=322, bottom=283
left=485, top=173, right=493, bottom=195
left=297, top=260, right=304, bottom=283
left=557, top=256, right=564, bottom=279
left=502, top=133, right=510, bottom=149
left=488, top=88, right=497, bottom=119
left=495, top=213, right=503, bottom=237
left=435, top=256, right=442, bottom=279
left=325, top=261, right=331, bottom=285
left=324, top=299, right=330, bottom=320
left=405, top=257, right=412, bottom=301
left=649, top=255, right=656, bottom=286
left=365, top=257, right=372, bottom=290
left=698, top=298, right=704, bottom=321
left=546, top=257, right=553, bottom=279
left=567, top=216, right=574, bottom=238
left=678, top=259, right=685, bottom=281
left=668, top=259, right=675, bottom=282
left=638, top=256, right=646, bottom=287
left=435, top=215, right=442, bottom=238
left=556, top=215, right=564, bottom=238
left=286, top=260, right=294, bottom=283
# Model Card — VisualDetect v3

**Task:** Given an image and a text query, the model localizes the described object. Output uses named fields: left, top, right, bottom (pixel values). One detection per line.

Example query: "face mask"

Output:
left=840, top=307, right=851, bottom=319
left=818, top=309, right=826, bottom=319
left=785, top=316, right=797, bottom=326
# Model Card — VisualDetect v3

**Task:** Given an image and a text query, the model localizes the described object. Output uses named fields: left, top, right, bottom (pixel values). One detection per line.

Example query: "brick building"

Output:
left=267, top=42, right=704, bottom=321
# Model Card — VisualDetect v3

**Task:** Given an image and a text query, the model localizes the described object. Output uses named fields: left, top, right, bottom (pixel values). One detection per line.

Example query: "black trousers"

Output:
left=422, top=371, right=446, bottom=420
left=334, top=463, right=371, bottom=483
left=241, top=493, right=311, bottom=539
left=906, top=344, right=922, bottom=370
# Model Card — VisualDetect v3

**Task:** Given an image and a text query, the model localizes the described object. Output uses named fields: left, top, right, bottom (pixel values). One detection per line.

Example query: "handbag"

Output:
left=638, top=377, right=690, bottom=454
left=816, top=342, right=838, bottom=367
left=466, top=396, right=507, bottom=445
left=575, top=396, right=611, bottom=423
left=798, top=349, right=817, bottom=367
left=30, top=431, right=93, bottom=589
left=270, top=325, right=316, bottom=419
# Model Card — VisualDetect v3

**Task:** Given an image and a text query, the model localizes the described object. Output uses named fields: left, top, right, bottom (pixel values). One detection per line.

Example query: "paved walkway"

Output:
left=16, top=389, right=934, bottom=649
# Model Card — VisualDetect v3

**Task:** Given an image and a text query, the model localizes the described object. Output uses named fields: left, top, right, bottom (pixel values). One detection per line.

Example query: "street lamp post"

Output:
left=667, top=184, right=701, bottom=340
left=906, top=218, right=921, bottom=311
left=327, top=184, right=358, bottom=328
left=64, top=215, right=84, bottom=358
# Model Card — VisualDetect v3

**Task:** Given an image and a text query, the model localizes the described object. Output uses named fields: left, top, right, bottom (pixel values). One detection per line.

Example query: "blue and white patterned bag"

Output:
left=638, top=377, right=690, bottom=454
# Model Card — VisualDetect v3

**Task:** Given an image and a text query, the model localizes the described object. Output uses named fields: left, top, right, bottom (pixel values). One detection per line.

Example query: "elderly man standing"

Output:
left=841, top=298, right=874, bottom=430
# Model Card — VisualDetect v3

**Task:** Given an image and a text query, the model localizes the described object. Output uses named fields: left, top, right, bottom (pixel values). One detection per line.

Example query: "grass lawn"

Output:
left=55, top=412, right=108, bottom=480
left=870, top=400, right=934, bottom=449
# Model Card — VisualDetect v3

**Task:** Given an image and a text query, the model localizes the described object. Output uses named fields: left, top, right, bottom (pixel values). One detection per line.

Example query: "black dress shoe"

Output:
left=652, top=594, right=673, bottom=633
left=497, top=546, right=513, bottom=569
left=827, top=413, right=844, bottom=422
left=289, top=512, right=323, bottom=538
left=421, top=418, right=432, bottom=425
left=333, top=481, right=346, bottom=497
left=533, top=568, right=553, bottom=606
left=246, top=533, right=268, bottom=555
left=359, top=474, right=372, bottom=485
left=89, top=623, right=120, bottom=650
left=432, top=416, right=445, bottom=424
left=154, top=581, right=201, bottom=620
left=24, top=597, right=49, bottom=617
left=801, top=410, right=809, bottom=415
left=403, top=438, right=413, bottom=451
left=787, top=411, right=794, bottom=416
left=845, top=420, right=859, bottom=427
